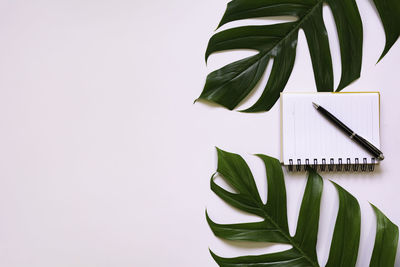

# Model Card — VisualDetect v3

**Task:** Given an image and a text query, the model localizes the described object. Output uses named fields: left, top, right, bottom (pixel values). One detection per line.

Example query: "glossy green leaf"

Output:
left=293, top=169, right=323, bottom=262
left=326, top=182, right=361, bottom=267
left=198, top=0, right=400, bottom=112
left=208, top=148, right=323, bottom=266
left=370, top=204, right=399, bottom=267
left=372, top=0, right=400, bottom=61
left=207, top=149, right=399, bottom=266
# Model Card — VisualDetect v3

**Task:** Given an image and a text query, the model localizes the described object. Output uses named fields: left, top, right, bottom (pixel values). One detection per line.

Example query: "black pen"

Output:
left=312, top=102, right=384, bottom=160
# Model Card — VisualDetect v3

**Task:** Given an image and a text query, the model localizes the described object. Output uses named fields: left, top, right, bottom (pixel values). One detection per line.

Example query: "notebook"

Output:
left=280, top=92, right=381, bottom=172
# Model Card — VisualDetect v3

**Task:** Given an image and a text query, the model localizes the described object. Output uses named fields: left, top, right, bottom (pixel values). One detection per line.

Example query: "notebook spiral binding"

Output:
left=288, top=158, right=376, bottom=172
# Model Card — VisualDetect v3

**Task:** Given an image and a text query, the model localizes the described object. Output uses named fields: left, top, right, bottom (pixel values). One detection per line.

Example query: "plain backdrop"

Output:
left=0, top=0, right=399, bottom=266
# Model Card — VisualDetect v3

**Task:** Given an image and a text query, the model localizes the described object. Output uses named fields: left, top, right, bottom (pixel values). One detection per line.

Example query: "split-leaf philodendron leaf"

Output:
left=207, top=148, right=399, bottom=266
left=198, top=0, right=400, bottom=112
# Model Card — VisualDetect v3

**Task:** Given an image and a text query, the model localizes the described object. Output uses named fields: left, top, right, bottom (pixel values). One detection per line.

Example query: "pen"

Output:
left=312, top=102, right=384, bottom=160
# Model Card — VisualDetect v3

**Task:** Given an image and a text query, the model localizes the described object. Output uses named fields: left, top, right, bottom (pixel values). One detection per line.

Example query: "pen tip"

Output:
left=312, top=102, right=319, bottom=109
left=379, top=154, right=384, bottom=160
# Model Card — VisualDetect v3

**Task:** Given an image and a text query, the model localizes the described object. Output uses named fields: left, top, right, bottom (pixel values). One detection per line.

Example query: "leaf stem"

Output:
left=259, top=0, right=324, bottom=57
left=260, top=209, right=319, bottom=267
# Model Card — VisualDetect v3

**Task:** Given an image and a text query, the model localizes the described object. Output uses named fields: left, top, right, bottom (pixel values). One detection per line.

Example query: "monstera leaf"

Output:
left=198, top=0, right=400, bottom=112
left=207, top=148, right=399, bottom=266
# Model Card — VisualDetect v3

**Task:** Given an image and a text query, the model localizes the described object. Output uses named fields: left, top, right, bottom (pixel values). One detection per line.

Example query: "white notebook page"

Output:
left=281, top=92, right=380, bottom=165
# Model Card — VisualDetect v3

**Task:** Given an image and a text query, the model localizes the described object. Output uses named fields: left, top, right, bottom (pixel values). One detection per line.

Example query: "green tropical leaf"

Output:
left=372, top=0, right=400, bottom=61
left=207, top=148, right=399, bottom=266
left=198, top=0, right=400, bottom=112
left=325, top=182, right=360, bottom=267
left=370, top=204, right=399, bottom=267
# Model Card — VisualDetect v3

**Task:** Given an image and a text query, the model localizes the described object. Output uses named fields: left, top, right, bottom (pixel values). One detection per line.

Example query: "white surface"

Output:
left=281, top=92, right=380, bottom=165
left=0, top=1, right=399, bottom=266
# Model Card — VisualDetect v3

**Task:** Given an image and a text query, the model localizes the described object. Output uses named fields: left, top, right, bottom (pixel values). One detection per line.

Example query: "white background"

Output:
left=0, top=0, right=399, bottom=266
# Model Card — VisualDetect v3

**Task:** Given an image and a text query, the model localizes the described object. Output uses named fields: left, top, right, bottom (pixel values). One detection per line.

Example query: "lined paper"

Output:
left=281, top=92, right=380, bottom=165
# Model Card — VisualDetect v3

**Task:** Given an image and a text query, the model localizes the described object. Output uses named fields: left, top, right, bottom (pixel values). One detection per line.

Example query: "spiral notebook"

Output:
left=281, top=92, right=381, bottom=172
